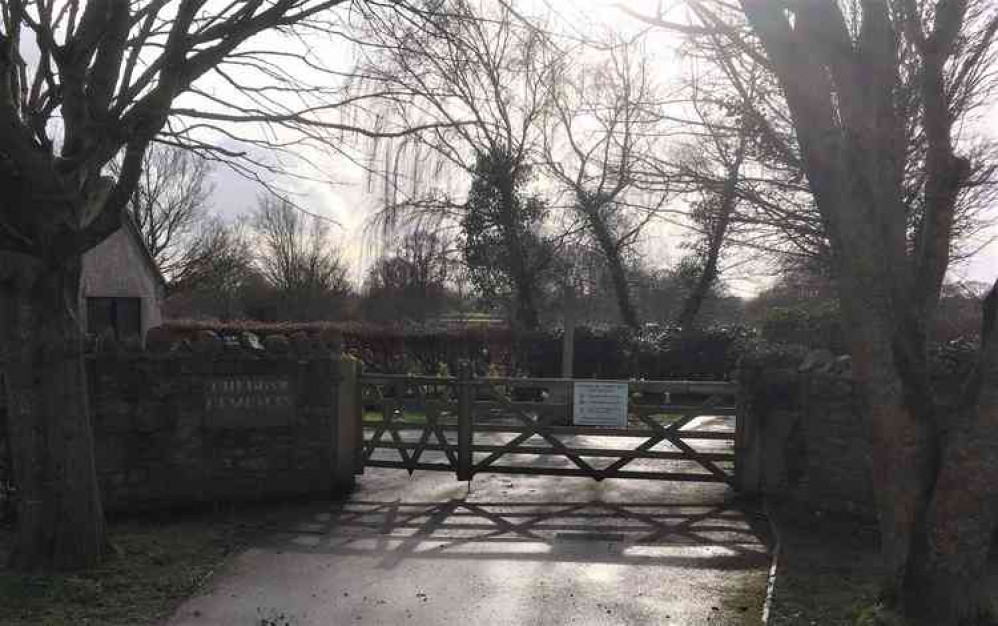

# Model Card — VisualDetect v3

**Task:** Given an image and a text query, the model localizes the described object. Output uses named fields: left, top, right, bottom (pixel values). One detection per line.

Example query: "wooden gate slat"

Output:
left=473, top=428, right=542, bottom=472
left=598, top=428, right=669, bottom=477
left=665, top=434, right=733, bottom=479
left=659, top=421, right=734, bottom=484
left=364, top=441, right=734, bottom=462
left=479, top=385, right=600, bottom=479
left=365, top=460, right=456, bottom=472
left=479, top=465, right=727, bottom=482
left=362, top=396, right=393, bottom=461
left=430, top=420, right=459, bottom=469
left=366, top=423, right=736, bottom=439
left=359, top=374, right=738, bottom=484
left=406, top=412, right=436, bottom=470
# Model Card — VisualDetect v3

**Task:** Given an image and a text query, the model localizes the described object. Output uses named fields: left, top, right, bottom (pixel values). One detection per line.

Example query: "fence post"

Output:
left=457, top=362, right=473, bottom=481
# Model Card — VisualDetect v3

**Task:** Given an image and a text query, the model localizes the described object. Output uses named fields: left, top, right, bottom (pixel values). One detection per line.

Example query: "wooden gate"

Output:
left=358, top=370, right=739, bottom=485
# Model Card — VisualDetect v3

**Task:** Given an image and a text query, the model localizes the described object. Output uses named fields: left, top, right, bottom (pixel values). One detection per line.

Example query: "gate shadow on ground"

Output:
left=266, top=498, right=772, bottom=572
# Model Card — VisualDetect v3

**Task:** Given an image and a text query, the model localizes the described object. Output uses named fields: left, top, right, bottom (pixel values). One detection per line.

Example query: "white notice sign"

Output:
left=573, top=382, right=628, bottom=427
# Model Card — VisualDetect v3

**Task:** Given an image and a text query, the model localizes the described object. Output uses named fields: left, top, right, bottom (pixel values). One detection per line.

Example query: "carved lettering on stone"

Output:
left=205, top=376, right=294, bottom=428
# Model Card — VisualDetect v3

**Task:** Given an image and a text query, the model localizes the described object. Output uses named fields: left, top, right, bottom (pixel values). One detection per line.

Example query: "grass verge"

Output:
left=363, top=410, right=429, bottom=423
left=0, top=509, right=273, bottom=626
left=719, top=568, right=770, bottom=626
left=766, top=501, right=998, bottom=626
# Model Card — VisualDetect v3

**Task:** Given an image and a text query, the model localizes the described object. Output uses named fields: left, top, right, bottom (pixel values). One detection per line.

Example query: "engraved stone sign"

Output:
left=572, top=381, right=628, bottom=427
left=205, top=376, right=294, bottom=428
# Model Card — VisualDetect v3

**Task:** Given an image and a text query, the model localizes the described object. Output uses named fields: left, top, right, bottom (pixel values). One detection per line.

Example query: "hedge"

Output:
left=158, top=321, right=756, bottom=381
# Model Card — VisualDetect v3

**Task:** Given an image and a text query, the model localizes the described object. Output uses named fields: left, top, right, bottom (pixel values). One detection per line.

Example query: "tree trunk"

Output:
left=841, top=279, right=998, bottom=625
left=492, top=179, right=542, bottom=332
left=903, top=286, right=998, bottom=624
left=675, top=128, right=744, bottom=331
left=866, top=379, right=936, bottom=603
left=1, top=254, right=107, bottom=570
left=675, top=190, right=736, bottom=331
left=729, top=1, right=998, bottom=621
left=505, top=226, right=541, bottom=332
left=585, top=207, right=639, bottom=330
left=513, top=273, right=541, bottom=331
left=605, top=249, right=639, bottom=330
left=906, top=417, right=998, bottom=624
left=561, top=283, right=575, bottom=378
left=676, top=248, right=720, bottom=331
left=833, top=273, right=938, bottom=604
left=676, top=275, right=710, bottom=331
left=853, top=346, right=935, bottom=599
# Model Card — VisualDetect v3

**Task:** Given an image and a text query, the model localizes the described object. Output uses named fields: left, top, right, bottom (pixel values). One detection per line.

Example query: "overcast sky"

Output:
left=201, top=0, right=998, bottom=297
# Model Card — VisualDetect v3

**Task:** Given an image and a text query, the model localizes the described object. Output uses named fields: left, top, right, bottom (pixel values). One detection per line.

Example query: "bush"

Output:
left=160, top=320, right=518, bottom=376
left=159, top=320, right=756, bottom=381
left=759, top=299, right=846, bottom=352
left=634, top=325, right=757, bottom=380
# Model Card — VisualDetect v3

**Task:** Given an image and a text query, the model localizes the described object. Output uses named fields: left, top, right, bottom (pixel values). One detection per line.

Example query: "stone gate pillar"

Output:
left=333, top=355, right=362, bottom=493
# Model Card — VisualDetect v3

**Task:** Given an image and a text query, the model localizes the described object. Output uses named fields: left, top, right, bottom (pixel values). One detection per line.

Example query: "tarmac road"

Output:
left=167, top=417, right=772, bottom=626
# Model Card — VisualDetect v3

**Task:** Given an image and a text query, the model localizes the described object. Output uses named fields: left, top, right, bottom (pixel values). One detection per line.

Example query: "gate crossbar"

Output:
left=359, top=375, right=737, bottom=484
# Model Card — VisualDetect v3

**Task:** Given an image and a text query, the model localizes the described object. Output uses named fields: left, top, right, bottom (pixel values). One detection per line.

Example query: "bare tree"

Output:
left=0, top=0, right=449, bottom=569
left=392, top=230, right=453, bottom=295
left=670, top=103, right=753, bottom=330
left=167, top=218, right=258, bottom=320
left=363, top=229, right=456, bottom=322
left=635, top=261, right=740, bottom=326
left=253, top=197, right=350, bottom=321
left=543, top=37, right=665, bottom=329
left=111, top=143, right=213, bottom=279
left=641, top=2, right=998, bottom=287
left=354, top=0, right=561, bottom=329
left=552, top=243, right=644, bottom=326
left=630, top=0, right=998, bottom=620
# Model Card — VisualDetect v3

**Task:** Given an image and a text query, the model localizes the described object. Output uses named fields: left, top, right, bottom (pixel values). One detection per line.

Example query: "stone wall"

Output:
left=737, top=350, right=972, bottom=518
left=0, top=338, right=361, bottom=515
left=95, top=352, right=355, bottom=512
left=0, top=378, right=11, bottom=521
left=737, top=366, right=876, bottom=516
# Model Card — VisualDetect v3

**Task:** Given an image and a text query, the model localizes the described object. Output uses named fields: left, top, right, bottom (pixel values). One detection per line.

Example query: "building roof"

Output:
left=120, top=215, right=168, bottom=292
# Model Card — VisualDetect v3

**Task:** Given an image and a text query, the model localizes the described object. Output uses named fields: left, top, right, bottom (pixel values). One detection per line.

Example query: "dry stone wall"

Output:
left=1, top=330, right=359, bottom=515
left=91, top=353, right=350, bottom=512
left=738, top=364, right=876, bottom=517
left=737, top=347, right=973, bottom=518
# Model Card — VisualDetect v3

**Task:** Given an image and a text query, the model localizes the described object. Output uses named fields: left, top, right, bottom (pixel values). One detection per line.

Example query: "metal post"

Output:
left=457, top=362, right=473, bottom=481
